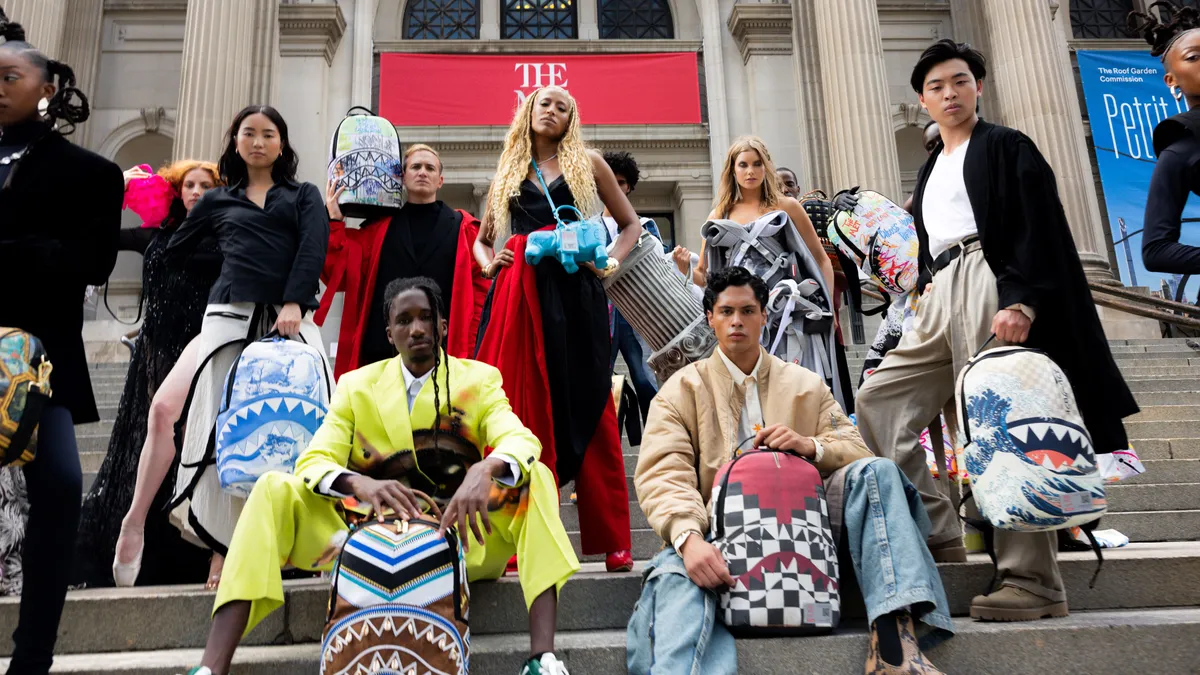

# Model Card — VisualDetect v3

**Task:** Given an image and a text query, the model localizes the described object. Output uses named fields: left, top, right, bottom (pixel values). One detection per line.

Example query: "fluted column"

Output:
left=948, top=0, right=995, bottom=120
left=174, top=0, right=275, bottom=160
left=351, top=0, right=377, bottom=105
left=249, top=0, right=281, bottom=106
left=3, top=0, right=67, bottom=58
left=978, top=0, right=1114, bottom=280
left=813, top=0, right=901, bottom=200
left=697, top=0, right=731, bottom=192
left=790, top=0, right=831, bottom=192
left=59, top=0, right=104, bottom=147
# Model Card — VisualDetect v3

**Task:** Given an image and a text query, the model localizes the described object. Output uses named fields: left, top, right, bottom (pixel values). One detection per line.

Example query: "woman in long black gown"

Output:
left=74, top=161, right=222, bottom=588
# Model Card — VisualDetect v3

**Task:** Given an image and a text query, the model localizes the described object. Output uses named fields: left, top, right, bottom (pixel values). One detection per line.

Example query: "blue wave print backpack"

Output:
left=215, top=336, right=332, bottom=497
left=956, top=343, right=1107, bottom=533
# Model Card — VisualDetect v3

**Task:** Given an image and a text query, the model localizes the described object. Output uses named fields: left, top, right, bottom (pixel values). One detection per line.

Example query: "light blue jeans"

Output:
left=625, top=548, right=737, bottom=675
left=843, top=457, right=954, bottom=645
left=626, top=457, right=953, bottom=674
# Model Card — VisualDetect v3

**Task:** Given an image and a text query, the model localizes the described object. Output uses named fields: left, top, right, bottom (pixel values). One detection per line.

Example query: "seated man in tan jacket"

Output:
left=628, top=267, right=953, bottom=675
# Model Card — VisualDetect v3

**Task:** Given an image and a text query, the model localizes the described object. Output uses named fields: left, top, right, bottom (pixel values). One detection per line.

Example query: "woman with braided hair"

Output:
left=1129, top=2, right=1200, bottom=276
left=0, top=8, right=123, bottom=672
left=474, top=86, right=640, bottom=575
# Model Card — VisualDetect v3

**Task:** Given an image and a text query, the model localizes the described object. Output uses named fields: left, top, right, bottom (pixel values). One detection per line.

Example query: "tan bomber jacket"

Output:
left=634, top=348, right=872, bottom=548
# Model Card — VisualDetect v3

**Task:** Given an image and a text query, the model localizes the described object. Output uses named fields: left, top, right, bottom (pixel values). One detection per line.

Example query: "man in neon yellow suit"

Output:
left=185, top=276, right=580, bottom=675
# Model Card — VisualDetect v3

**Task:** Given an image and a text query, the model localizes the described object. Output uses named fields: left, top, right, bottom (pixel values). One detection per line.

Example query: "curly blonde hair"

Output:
left=158, top=159, right=222, bottom=191
left=483, top=86, right=598, bottom=240
left=713, top=136, right=784, bottom=219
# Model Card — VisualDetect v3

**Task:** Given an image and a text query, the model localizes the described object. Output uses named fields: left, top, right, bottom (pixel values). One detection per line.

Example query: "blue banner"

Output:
left=1077, top=50, right=1197, bottom=295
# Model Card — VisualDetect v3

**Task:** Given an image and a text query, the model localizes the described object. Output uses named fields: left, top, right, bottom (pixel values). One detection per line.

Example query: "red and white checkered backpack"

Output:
left=709, top=448, right=840, bottom=636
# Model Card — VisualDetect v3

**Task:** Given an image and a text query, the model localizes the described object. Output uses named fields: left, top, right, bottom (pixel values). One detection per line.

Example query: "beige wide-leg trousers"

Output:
left=856, top=244, right=1063, bottom=602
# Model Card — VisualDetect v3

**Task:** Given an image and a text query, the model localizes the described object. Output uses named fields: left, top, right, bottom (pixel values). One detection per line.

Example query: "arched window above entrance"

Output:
left=599, top=0, right=674, bottom=39
left=404, top=0, right=480, bottom=40
left=502, top=0, right=578, bottom=39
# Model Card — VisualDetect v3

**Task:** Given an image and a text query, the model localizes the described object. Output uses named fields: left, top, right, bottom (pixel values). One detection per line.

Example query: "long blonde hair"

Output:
left=713, top=136, right=784, bottom=219
left=484, top=86, right=598, bottom=240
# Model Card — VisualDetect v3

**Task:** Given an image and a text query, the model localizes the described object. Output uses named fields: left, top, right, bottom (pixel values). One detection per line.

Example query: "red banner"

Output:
left=379, top=52, right=702, bottom=126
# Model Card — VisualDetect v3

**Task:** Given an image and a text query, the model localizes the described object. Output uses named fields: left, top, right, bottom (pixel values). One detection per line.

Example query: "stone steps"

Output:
left=7, top=608, right=1200, bottom=675
left=1, top=543, right=1195, bottom=661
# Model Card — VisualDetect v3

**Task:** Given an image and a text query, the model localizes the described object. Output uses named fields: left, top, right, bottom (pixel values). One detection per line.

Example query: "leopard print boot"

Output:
left=864, top=612, right=946, bottom=675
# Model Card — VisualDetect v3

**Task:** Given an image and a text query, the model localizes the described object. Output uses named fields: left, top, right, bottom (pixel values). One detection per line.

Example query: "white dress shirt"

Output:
left=316, top=360, right=521, bottom=497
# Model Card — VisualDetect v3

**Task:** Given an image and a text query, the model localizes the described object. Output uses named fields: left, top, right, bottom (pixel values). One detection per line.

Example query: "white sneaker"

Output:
left=519, top=652, right=570, bottom=675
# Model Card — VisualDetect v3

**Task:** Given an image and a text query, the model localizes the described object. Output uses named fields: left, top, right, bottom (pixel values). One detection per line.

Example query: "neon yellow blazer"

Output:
left=294, top=353, right=542, bottom=493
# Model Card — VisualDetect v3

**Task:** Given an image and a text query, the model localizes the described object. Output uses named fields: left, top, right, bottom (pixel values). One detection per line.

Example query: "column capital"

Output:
left=673, top=181, right=713, bottom=207
left=280, top=2, right=346, bottom=65
left=472, top=182, right=492, bottom=200
left=727, top=3, right=793, bottom=64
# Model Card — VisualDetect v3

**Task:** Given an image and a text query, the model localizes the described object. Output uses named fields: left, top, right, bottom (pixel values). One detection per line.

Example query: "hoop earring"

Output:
left=1172, top=85, right=1184, bottom=101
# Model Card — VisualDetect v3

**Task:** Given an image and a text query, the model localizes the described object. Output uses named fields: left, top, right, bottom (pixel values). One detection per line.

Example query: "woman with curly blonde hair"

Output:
left=74, top=159, right=224, bottom=589
left=474, top=86, right=642, bottom=580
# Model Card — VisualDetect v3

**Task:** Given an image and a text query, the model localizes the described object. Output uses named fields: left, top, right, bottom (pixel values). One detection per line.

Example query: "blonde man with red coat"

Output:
left=318, top=144, right=490, bottom=376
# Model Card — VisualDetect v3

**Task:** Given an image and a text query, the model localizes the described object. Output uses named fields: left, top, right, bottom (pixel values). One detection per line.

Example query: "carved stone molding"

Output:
left=895, top=102, right=930, bottom=130
left=141, top=106, right=167, bottom=133
left=727, top=3, right=794, bottom=64
left=673, top=181, right=712, bottom=207
left=279, top=2, right=346, bottom=65
left=373, top=38, right=702, bottom=55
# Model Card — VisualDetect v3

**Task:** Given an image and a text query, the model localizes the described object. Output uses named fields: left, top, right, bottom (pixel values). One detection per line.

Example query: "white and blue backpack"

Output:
left=215, top=336, right=332, bottom=497
left=956, top=343, right=1107, bottom=532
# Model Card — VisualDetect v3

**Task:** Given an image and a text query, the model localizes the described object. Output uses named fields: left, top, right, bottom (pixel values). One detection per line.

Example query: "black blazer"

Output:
left=910, top=120, right=1138, bottom=453
left=0, top=130, right=123, bottom=424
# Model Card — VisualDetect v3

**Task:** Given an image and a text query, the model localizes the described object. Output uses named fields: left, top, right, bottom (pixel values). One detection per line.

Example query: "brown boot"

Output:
left=864, top=612, right=946, bottom=675
left=970, top=584, right=1068, bottom=622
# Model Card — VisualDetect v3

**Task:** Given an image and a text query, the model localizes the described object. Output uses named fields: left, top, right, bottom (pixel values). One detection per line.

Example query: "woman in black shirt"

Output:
left=1132, top=5, right=1200, bottom=275
left=160, top=105, right=330, bottom=586
left=74, top=161, right=223, bottom=590
left=0, top=12, right=123, bottom=673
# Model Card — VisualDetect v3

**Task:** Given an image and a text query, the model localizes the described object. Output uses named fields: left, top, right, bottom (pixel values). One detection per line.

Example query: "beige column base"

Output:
left=1095, top=304, right=1162, bottom=341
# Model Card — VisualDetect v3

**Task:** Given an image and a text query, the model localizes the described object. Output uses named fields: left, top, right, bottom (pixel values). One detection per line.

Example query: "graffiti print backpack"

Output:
left=214, top=336, right=332, bottom=497
left=709, top=448, right=839, bottom=637
left=956, top=343, right=1107, bottom=532
left=327, top=106, right=405, bottom=219
left=0, top=329, right=52, bottom=467
left=321, top=492, right=469, bottom=675
left=827, top=190, right=919, bottom=295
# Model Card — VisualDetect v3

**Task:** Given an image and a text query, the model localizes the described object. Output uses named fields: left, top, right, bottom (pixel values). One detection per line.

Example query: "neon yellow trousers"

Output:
left=214, top=463, right=580, bottom=636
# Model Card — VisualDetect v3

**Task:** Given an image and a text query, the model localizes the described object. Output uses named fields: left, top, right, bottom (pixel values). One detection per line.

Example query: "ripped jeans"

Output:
left=625, top=548, right=737, bottom=675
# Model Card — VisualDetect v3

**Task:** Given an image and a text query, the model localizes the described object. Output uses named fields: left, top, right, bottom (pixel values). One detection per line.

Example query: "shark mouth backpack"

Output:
left=956, top=344, right=1107, bottom=532
left=710, top=448, right=839, bottom=637
left=826, top=190, right=919, bottom=296
left=214, top=335, right=332, bottom=497
left=321, top=492, right=469, bottom=675
left=327, top=106, right=405, bottom=219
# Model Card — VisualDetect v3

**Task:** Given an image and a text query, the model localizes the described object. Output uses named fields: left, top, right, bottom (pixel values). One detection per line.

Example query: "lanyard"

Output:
left=530, top=159, right=584, bottom=228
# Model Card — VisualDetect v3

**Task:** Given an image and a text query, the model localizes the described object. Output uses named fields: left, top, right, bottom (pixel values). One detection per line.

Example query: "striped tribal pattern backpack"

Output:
left=321, top=493, right=469, bottom=675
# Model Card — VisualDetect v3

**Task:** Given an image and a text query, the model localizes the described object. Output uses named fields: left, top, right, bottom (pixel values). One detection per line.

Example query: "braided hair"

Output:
left=0, top=7, right=91, bottom=186
left=382, top=276, right=452, bottom=451
left=1129, top=2, right=1200, bottom=59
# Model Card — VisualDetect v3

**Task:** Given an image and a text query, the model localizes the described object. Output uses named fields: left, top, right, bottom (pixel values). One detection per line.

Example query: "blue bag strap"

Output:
left=530, top=159, right=586, bottom=229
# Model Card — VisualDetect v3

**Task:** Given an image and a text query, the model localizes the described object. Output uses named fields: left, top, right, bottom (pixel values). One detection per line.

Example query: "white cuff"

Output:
left=1006, top=303, right=1037, bottom=322
left=316, top=469, right=358, bottom=498
left=811, top=437, right=825, bottom=463
left=489, top=452, right=523, bottom=488
left=673, top=529, right=699, bottom=556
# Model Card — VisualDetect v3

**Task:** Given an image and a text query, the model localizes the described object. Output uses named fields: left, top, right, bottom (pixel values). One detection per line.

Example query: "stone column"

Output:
left=173, top=0, right=260, bottom=160
left=812, top=0, right=901, bottom=200
left=978, top=0, right=1114, bottom=280
left=249, top=0, right=281, bottom=106
left=948, top=0, right=996, bottom=121
left=790, top=0, right=831, bottom=192
left=58, top=0, right=104, bottom=147
left=3, top=0, right=67, bottom=58
left=351, top=0, right=377, bottom=106
left=697, top=0, right=731, bottom=191
left=674, top=181, right=714, bottom=255
left=728, top=3, right=804, bottom=171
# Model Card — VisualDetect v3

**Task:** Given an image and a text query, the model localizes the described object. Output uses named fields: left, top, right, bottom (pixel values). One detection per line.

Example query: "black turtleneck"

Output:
left=0, top=118, right=50, bottom=187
